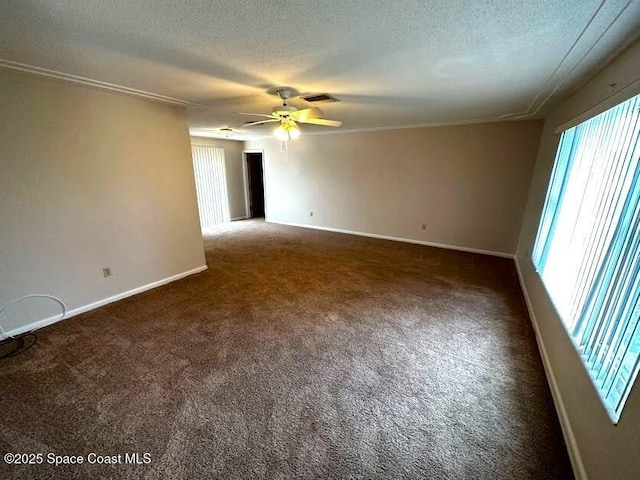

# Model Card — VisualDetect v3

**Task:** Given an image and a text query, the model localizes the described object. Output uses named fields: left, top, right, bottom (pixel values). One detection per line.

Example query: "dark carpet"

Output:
left=0, top=220, right=573, bottom=479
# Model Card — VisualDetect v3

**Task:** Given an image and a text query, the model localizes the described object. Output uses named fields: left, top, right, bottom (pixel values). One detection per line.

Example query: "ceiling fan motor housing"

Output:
left=273, top=104, right=297, bottom=116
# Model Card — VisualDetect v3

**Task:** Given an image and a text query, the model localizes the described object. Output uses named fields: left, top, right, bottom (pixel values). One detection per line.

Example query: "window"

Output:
left=191, top=146, right=231, bottom=231
left=532, top=93, right=640, bottom=423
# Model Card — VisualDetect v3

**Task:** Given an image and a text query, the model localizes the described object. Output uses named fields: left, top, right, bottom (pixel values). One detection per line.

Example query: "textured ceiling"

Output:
left=1, top=1, right=639, bottom=140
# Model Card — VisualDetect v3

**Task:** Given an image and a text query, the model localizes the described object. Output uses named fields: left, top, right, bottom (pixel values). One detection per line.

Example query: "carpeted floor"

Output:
left=0, top=220, right=573, bottom=479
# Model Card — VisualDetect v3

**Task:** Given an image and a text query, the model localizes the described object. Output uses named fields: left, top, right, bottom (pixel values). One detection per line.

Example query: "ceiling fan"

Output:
left=240, top=88, right=342, bottom=141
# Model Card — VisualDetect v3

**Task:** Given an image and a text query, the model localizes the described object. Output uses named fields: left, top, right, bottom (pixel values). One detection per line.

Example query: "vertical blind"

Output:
left=191, top=146, right=230, bottom=230
left=532, top=93, right=640, bottom=422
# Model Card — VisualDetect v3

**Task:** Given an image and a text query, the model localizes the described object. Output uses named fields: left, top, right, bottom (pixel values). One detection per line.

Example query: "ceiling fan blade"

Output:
left=299, top=118, right=342, bottom=127
left=291, top=107, right=324, bottom=122
left=243, top=119, right=280, bottom=127
left=238, top=112, right=278, bottom=119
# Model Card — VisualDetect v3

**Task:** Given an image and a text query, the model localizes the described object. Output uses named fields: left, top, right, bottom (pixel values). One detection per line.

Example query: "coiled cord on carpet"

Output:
left=0, top=294, right=66, bottom=360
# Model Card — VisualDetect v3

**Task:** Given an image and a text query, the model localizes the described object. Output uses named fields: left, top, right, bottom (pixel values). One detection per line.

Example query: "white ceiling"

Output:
left=2, top=1, right=639, bottom=140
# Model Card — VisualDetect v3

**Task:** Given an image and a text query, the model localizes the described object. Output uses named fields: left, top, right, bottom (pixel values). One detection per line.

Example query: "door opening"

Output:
left=245, top=152, right=265, bottom=218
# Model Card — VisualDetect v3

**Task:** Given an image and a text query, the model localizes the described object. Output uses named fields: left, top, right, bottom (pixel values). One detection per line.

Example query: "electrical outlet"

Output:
left=310, top=211, right=313, bottom=217
left=102, top=267, right=112, bottom=278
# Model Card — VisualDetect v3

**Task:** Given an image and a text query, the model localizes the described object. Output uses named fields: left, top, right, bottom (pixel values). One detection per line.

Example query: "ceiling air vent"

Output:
left=302, top=93, right=339, bottom=103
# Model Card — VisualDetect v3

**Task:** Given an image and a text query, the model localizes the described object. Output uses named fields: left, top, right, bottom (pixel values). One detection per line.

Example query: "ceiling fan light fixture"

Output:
left=273, top=124, right=289, bottom=141
left=273, top=122, right=300, bottom=141
left=288, top=124, right=301, bottom=140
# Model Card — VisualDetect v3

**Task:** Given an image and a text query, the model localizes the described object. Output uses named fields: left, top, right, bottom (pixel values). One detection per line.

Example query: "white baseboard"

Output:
left=269, top=220, right=514, bottom=258
left=514, top=258, right=587, bottom=480
left=231, top=216, right=248, bottom=221
left=4, top=265, right=208, bottom=338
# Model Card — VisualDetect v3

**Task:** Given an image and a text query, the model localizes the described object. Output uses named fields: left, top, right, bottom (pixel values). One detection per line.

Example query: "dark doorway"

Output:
left=245, top=152, right=265, bottom=218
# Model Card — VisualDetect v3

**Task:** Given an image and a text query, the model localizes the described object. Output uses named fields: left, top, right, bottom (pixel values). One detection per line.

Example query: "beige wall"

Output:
left=0, top=69, right=205, bottom=333
left=516, top=41, right=640, bottom=480
left=190, top=136, right=247, bottom=220
left=247, top=120, right=542, bottom=255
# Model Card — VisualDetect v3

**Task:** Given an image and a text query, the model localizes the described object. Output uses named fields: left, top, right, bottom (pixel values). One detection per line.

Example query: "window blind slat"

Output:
left=580, top=107, right=640, bottom=360
left=579, top=127, right=638, bottom=351
left=572, top=106, right=639, bottom=325
left=599, top=229, right=640, bottom=391
left=590, top=202, right=638, bottom=371
left=571, top=104, right=638, bottom=342
left=191, top=146, right=230, bottom=230
left=568, top=111, right=624, bottom=325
